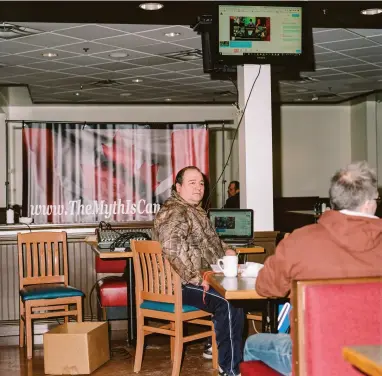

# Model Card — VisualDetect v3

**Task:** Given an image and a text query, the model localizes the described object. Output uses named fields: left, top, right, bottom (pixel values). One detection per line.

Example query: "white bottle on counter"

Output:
left=6, top=207, right=14, bottom=224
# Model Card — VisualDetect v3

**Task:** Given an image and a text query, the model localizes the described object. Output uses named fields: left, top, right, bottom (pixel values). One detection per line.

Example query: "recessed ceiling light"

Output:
left=165, top=32, right=181, bottom=37
left=132, top=78, right=143, bottom=83
left=42, top=52, right=58, bottom=57
left=312, top=95, right=319, bottom=101
left=361, top=8, right=382, bottom=15
left=74, top=92, right=80, bottom=96
left=139, top=2, right=163, bottom=11
left=120, top=93, right=132, bottom=97
left=109, top=52, right=128, bottom=58
left=164, top=98, right=172, bottom=102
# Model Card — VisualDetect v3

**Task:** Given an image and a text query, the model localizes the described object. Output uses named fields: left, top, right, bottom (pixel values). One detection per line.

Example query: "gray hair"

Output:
left=329, top=161, right=378, bottom=210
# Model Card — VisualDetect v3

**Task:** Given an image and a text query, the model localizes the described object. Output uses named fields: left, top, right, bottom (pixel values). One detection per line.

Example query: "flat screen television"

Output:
left=213, top=2, right=314, bottom=69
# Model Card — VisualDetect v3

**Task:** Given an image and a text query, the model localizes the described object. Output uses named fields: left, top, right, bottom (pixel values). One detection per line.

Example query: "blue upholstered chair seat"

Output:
left=140, top=300, right=199, bottom=313
left=20, top=284, right=84, bottom=301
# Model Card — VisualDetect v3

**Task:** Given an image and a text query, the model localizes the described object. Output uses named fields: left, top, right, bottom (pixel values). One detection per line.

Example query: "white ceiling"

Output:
left=1, top=22, right=382, bottom=104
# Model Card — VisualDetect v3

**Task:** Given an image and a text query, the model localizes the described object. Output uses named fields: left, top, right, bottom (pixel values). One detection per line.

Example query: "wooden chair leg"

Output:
left=171, top=320, right=184, bottom=376
left=19, top=316, right=25, bottom=348
left=19, top=299, right=25, bottom=347
left=76, top=297, right=83, bottom=322
left=64, top=306, right=69, bottom=323
left=211, top=326, right=218, bottom=370
left=170, top=321, right=175, bottom=361
left=134, top=313, right=145, bottom=373
left=25, top=304, right=33, bottom=359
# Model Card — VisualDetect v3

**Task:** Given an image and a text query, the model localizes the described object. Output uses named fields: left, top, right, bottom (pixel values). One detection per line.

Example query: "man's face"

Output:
left=176, top=169, right=205, bottom=205
left=228, top=183, right=237, bottom=198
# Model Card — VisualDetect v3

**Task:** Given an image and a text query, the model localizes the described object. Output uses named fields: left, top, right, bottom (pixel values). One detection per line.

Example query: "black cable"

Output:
left=204, top=65, right=262, bottom=210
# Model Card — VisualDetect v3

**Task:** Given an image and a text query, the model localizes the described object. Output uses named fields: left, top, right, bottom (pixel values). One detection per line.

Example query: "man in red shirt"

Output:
left=244, top=161, right=382, bottom=375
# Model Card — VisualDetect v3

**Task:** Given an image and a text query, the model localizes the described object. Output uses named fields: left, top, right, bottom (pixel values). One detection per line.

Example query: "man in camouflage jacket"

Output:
left=154, top=166, right=244, bottom=376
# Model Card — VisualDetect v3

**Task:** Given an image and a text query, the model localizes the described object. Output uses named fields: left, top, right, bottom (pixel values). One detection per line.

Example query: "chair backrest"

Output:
left=18, top=231, right=69, bottom=288
left=293, top=277, right=382, bottom=376
left=130, top=240, right=181, bottom=307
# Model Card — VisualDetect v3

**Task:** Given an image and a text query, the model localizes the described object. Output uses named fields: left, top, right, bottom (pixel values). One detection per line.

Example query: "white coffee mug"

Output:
left=217, top=255, right=238, bottom=277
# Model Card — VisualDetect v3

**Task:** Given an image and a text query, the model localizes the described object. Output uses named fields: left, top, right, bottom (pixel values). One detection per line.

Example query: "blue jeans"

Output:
left=243, top=333, right=292, bottom=376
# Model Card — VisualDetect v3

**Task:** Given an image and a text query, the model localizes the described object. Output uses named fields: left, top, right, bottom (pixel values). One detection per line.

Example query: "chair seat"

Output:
left=98, top=277, right=128, bottom=307
left=240, top=361, right=281, bottom=376
left=20, top=284, right=84, bottom=301
left=140, top=300, right=199, bottom=313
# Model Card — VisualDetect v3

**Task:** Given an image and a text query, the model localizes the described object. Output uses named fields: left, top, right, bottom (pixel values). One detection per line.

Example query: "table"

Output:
left=86, top=236, right=136, bottom=346
left=206, top=273, right=287, bottom=333
left=343, top=345, right=382, bottom=376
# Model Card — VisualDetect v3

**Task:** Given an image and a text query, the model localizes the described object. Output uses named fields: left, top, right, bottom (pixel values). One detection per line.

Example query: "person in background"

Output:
left=225, top=181, right=240, bottom=208
left=154, top=166, right=244, bottom=376
left=244, top=161, right=382, bottom=376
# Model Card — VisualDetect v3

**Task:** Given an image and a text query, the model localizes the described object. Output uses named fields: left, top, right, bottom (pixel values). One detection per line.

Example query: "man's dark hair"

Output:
left=172, top=166, right=202, bottom=191
left=230, top=181, right=240, bottom=190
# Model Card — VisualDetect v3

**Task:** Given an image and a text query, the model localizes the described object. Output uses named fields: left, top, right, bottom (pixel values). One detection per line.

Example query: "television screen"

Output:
left=213, top=3, right=313, bottom=69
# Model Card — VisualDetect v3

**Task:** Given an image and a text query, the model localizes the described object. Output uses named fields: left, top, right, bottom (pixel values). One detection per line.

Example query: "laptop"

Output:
left=209, top=209, right=254, bottom=246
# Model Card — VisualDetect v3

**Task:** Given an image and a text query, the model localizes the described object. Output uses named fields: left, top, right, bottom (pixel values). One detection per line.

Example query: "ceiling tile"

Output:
left=15, top=22, right=83, bottom=32
left=118, top=66, right=166, bottom=77
left=349, top=29, right=382, bottom=37
left=0, top=66, right=42, bottom=78
left=341, top=46, right=382, bottom=57
left=25, top=60, right=78, bottom=71
left=351, top=69, right=382, bottom=78
left=138, top=25, right=197, bottom=42
left=9, top=71, right=76, bottom=83
left=20, top=49, right=79, bottom=59
left=318, top=58, right=366, bottom=68
left=89, top=61, right=141, bottom=71
left=151, top=61, right=202, bottom=72
left=57, top=24, right=127, bottom=40
left=335, top=64, right=380, bottom=72
left=315, top=73, right=359, bottom=81
left=315, top=52, right=347, bottom=62
left=319, top=38, right=376, bottom=51
left=92, top=48, right=149, bottom=61
left=0, top=54, right=43, bottom=66
left=58, top=66, right=109, bottom=76
left=58, top=55, right=111, bottom=66
left=127, top=55, right=178, bottom=66
left=0, top=40, right=42, bottom=54
left=16, top=32, right=83, bottom=48
left=174, top=37, right=202, bottom=50
left=105, top=24, right=169, bottom=33
left=148, top=71, right=194, bottom=80
left=313, top=29, right=358, bottom=44
left=134, top=42, right=192, bottom=55
left=57, top=41, right=117, bottom=55
left=96, top=34, right=161, bottom=49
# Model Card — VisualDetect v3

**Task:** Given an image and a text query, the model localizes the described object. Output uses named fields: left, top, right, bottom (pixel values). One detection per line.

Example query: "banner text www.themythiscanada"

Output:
left=30, top=199, right=160, bottom=218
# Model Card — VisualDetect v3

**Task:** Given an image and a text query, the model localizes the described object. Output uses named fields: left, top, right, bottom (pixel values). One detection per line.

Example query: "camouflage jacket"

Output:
left=153, top=191, right=230, bottom=285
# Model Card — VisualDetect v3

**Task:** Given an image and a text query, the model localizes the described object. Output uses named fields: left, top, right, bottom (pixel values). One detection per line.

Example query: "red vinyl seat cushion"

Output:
left=302, top=281, right=382, bottom=376
left=95, top=256, right=126, bottom=273
left=240, top=361, right=281, bottom=376
left=97, top=277, right=128, bottom=307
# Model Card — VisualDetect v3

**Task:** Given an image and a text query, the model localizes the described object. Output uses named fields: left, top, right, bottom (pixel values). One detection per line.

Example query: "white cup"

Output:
left=217, top=255, right=238, bottom=277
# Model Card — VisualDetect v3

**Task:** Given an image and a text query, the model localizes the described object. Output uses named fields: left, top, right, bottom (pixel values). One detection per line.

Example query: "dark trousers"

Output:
left=182, top=284, right=244, bottom=376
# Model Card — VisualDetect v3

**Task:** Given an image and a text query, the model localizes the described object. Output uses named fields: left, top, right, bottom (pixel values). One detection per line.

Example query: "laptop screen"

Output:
left=209, top=209, right=254, bottom=240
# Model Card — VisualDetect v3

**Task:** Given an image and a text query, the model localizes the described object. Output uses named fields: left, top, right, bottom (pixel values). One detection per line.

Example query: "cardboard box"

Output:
left=43, top=322, right=110, bottom=375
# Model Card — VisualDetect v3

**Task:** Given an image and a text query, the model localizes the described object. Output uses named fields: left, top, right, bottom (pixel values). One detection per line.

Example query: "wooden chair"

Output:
left=131, top=240, right=218, bottom=376
left=18, top=231, right=84, bottom=359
